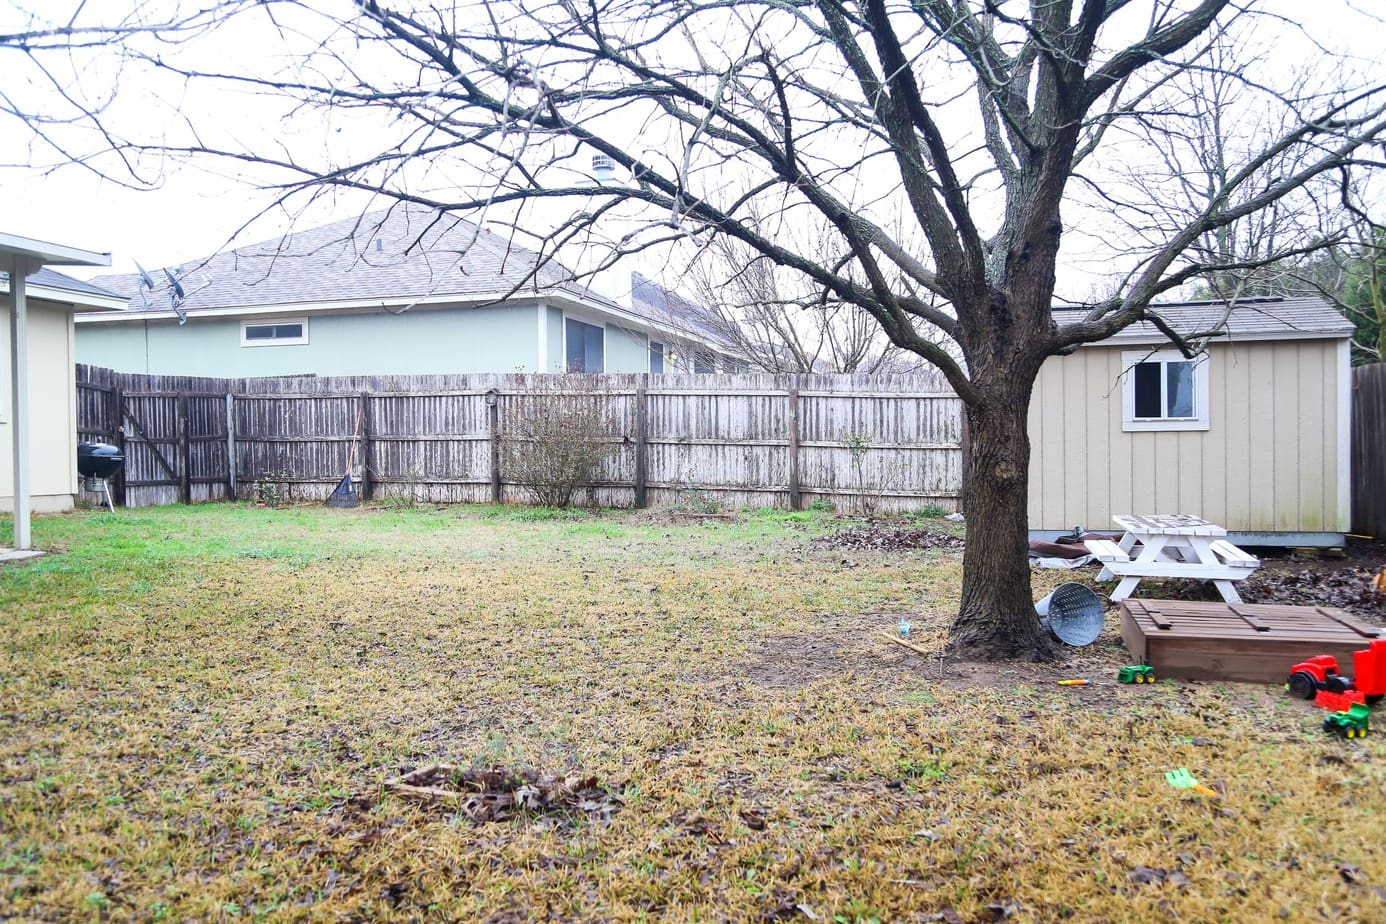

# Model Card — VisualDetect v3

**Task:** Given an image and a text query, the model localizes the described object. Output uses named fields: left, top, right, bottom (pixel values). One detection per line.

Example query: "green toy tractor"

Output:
left=1118, top=665, right=1156, bottom=684
left=1323, top=702, right=1370, bottom=739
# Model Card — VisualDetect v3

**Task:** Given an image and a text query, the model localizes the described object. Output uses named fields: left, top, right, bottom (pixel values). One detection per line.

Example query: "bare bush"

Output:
left=499, top=380, right=620, bottom=509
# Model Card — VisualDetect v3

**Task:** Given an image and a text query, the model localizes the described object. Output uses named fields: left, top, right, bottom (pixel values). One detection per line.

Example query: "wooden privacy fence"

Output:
left=76, top=365, right=964, bottom=512
left=1351, top=363, right=1386, bottom=537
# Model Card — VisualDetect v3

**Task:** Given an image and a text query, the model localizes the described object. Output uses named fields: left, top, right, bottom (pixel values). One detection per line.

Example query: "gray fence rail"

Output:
left=76, top=365, right=964, bottom=512
left=1352, top=363, right=1386, bottom=537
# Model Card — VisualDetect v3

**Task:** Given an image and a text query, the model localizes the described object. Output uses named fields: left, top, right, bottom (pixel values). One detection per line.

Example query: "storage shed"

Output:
left=1028, top=297, right=1353, bottom=546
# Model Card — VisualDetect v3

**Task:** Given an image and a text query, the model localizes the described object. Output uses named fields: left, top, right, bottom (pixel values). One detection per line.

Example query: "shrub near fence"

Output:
left=75, top=365, right=964, bottom=512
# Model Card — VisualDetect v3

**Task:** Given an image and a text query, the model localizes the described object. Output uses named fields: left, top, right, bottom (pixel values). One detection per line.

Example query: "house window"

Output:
left=242, top=318, right=308, bottom=347
left=649, top=341, right=664, bottom=374
left=693, top=350, right=715, bottom=374
left=565, top=318, right=604, bottom=372
left=1122, top=349, right=1210, bottom=432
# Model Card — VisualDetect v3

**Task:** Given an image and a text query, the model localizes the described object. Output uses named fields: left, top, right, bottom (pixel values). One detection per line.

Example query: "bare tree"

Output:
left=680, top=219, right=932, bottom=373
left=1095, top=32, right=1371, bottom=308
left=5, top=1, right=1385, bottom=659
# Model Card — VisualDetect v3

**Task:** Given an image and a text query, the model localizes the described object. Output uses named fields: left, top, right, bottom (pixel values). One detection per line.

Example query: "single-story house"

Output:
left=1029, top=297, right=1354, bottom=546
left=75, top=204, right=736, bottom=377
left=2, top=235, right=120, bottom=547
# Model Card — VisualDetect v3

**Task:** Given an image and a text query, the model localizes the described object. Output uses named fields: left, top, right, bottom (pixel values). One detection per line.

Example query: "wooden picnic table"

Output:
left=1084, top=514, right=1261, bottom=604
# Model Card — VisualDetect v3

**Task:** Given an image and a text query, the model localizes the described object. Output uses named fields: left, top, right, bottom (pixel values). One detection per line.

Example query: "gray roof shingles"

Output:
left=89, top=204, right=616, bottom=316
left=1057, top=296, right=1354, bottom=342
left=1, top=267, right=121, bottom=299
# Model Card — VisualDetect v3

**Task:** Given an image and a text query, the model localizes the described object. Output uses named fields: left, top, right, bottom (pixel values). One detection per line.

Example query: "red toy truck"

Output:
left=1287, top=640, right=1386, bottom=702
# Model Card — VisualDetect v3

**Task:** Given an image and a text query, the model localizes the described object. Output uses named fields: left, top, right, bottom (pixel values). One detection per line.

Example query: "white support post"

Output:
left=536, top=302, right=549, bottom=373
left=8, top=255, right=32, bottom=550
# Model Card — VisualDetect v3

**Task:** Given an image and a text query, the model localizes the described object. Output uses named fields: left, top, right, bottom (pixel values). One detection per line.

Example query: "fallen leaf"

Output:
left=1129, top=866, right=1166, bottom=885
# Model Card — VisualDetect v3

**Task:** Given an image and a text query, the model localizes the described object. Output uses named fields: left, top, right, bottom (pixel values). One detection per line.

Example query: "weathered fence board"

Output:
left=1352, top=363, right=1386, bottom=537
left=76, top=365, right=963, bottom=511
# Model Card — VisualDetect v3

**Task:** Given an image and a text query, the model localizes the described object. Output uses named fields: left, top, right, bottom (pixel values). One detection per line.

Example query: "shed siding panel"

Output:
left=1295, top=342, right=1328, bottom=531
left=1243, top=345, right=1278, bottom=530
left=1029, top=338, right=1345, bottom=534
left=1061, top=356, right=1087, bottom=528
left=1106, top=349, right=1134, bottom=527
left=1219, top=342, right=1247, bottom=529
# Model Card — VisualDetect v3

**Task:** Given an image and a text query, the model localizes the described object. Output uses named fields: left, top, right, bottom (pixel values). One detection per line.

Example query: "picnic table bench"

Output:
left=1085, top=514, right=1261, bottom=603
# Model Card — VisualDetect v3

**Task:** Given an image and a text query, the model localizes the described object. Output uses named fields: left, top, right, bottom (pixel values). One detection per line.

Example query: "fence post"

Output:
left=225, top=392, right=237, bottom=501
left=787, top=381, right=801, bottom=510
left=113, top=386, right=126, bottom=508
left=359, top=391, right=373, bottom=501
left=486, top=388, right=502, bottom=504
left=176, top=392, right=191, bottom=504
left=634, top=377, right=648, bottom=508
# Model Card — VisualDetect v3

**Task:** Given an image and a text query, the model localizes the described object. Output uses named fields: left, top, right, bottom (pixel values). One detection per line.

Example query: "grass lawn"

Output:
left=2, top=504, right=1383, bottom=922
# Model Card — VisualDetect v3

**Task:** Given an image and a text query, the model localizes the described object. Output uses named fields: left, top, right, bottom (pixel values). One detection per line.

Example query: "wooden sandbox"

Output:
left=1119, top=599, right=1383, bottom=683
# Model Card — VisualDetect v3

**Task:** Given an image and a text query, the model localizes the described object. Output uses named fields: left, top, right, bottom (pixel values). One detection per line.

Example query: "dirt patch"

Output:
left=743, top=608, right=1148, bottom=702
left=742, top=611, right=907, bottom=687
left=812, top=524, right=965, bottom=552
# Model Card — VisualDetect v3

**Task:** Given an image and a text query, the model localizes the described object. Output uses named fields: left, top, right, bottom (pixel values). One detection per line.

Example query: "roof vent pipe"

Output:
left=592, top=154, right=617, bottom=184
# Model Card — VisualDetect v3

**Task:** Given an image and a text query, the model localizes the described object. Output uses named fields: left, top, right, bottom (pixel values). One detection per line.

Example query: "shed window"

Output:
left=565, top=318, right=604, bottom=372
left=1122, top=350, right=1209, bottom=432
left=649, top=341, right=664, bottom=374
left=242, top=319, right=308, bottom=346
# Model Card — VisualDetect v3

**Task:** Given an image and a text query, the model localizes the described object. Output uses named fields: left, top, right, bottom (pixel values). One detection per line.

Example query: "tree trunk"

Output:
left=948, top=379, right=1060, bottom=661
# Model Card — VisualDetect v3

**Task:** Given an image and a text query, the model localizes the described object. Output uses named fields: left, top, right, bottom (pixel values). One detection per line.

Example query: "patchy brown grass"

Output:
left=1, top=505, right=1383, bottom=922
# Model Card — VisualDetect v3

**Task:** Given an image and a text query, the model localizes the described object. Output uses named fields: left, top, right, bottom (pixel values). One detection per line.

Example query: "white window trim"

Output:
left=1121, top=349, right=1210, bottom=432
left=241, top=317, right=309, bottom=347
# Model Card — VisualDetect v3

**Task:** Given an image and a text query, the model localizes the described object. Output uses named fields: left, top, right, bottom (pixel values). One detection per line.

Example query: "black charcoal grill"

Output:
left=77, top=441, right=124, bottom=511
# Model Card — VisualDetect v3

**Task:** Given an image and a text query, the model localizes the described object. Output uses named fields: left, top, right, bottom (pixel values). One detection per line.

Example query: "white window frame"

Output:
left=241, top=318, right=309, bottom=347
left=1121, top=349, right=1210, bottom=432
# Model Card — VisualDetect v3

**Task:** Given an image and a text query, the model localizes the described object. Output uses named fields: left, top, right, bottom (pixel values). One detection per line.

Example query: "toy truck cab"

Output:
left=1323, top=702, right=1370, bottom=739
left=1350, top=640, right=1386, bottom=702
left=1288, top=655, right=1354, bottom=699
left=1118, top=665, right=1155, bottom=684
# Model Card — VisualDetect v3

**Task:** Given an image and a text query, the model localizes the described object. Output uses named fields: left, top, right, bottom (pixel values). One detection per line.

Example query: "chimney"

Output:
left=591, top=154, right=617, bottom=184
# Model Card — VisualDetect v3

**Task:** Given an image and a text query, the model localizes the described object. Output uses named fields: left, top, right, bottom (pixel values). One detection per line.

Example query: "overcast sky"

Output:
left=0, top=0, right=1380, bottom=296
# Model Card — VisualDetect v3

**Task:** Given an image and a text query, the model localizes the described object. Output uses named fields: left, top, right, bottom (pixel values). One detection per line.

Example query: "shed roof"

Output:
left=1057, top=296, right=1353, bottom=344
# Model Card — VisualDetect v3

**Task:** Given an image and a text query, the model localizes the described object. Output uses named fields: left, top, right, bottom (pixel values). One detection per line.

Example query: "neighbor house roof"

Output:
left=0, top=267, right=126, bottom=311
left=629, top=272, right=729, bottom=347
left=1057, top=296, right=1354, bottom=344
left=81, top=203, right=631, bottom=321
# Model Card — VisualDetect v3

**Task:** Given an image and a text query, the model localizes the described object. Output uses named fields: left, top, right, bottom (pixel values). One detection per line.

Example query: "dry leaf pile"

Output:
left=814, top=524, right=966, bottom=552
left=386, top=764, right=623, bottom=828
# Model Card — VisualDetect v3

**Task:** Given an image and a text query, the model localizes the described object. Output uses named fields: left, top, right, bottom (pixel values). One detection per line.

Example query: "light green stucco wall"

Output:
left=606, top=324, right=650, bottom=373
left=77, top=304, right=540, bottom=376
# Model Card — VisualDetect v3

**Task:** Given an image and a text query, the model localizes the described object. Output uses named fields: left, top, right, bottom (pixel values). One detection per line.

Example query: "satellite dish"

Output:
left=163, top=267, right=189, bottom=325
left=131, top=259, right=156, bottom=309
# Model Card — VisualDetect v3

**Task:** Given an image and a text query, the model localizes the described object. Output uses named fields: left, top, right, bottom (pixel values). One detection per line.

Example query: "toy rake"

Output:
left=1164, top=768, right=1219, bottom=798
